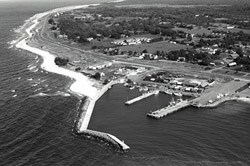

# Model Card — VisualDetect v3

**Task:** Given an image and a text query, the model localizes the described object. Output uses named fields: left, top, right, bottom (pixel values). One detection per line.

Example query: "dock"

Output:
left=125, top=90, right=158, bottom=105
left=147, top=100, right=190, bottom=119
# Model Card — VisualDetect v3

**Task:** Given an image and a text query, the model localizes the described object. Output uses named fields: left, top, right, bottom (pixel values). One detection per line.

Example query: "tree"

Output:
left=127, top=79, right=133, bottom=83
left=48, top=18, right=54, bottom=25
left=93, top=72, right=101, bottom=80
left=103, top=79, right=109, bottom=85
left=187, top=33, right=193, bottom=41
left=54, top=57, right=69, bottom=66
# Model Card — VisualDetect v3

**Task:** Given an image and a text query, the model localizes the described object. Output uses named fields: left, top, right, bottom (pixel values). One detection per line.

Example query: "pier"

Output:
left=125, top=90, right=158, bottom=105
left=147, top=100, right=190, bottom=119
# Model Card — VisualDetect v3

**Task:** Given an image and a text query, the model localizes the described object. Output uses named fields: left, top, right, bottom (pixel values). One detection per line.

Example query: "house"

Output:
left=228, top=53, right=239, bottom=60
left=177, top=57, right=186, bottom=62
left=184, top=82, right=198, bottom=87
left=228, top=62, right=237, bottom=67
left=87, top=37, right=94, bottom=42
left=185, top=87, right=191, bottom=92
left=200, top=82, right=209, bottom=88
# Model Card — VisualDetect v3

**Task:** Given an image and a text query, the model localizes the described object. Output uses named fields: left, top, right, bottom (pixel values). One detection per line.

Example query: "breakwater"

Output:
left=76, top=79, right=130, bottom=152
left=78, top=129, right=130, bottom=152
left=78, top=80, right=121, bottom=131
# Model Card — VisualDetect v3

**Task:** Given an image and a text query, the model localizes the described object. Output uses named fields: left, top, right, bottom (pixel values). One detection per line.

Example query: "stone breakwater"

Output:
left=75, top=80, right=130, bottom=152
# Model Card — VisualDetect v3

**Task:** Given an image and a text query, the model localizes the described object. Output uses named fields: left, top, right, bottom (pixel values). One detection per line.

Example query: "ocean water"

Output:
left=0, top=0, right=250, bottom=165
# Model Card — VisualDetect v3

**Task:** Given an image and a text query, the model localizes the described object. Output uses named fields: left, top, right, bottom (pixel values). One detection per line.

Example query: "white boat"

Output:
left=177, top=98, right=183, bottom=103
left=139, top=87, right=144, bottom=92
left=174, top=92, right=182, bottom=96
left=208, top=97, right=213, bottom=104
left=144, top=87, right=149, bottom=91
left=130, top=86, right=135, bottom=90
left=154, top=90, right=159, bottom=95
left=169, top=97, right=176, bottom=106
left=166, top=90, right=172, bottom=95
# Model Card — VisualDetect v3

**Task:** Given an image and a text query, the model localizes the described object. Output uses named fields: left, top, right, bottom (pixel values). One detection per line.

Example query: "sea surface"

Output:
left=0, top=0, right=249, bottom=165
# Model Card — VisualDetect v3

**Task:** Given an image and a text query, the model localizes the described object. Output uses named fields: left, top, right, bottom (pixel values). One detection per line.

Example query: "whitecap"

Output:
left=32, top=83, right=38, bottom=87
left=34, top=88, right=42, bottom=92
left=55, top=91, right=71, bottom=97
left=29, top=66, right=36, bottom=71
left=32, top=68, right=39, bottom=72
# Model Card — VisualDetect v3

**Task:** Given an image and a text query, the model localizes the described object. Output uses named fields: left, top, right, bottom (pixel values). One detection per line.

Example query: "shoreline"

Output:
left=13, top=2, right=130, bottom=152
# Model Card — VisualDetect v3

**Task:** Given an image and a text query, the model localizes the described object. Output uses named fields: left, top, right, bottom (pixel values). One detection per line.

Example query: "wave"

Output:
left=30, top=91, right=70, bottom=97
left=14, top=4, right=101, bottom=99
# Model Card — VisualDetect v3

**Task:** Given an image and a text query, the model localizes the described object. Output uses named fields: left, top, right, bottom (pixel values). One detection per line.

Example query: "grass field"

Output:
left=212, top=69, right=246, bottom=77
left=173, top=27, right=212, bottom=35
left=119, top=41, right=191, bottom=54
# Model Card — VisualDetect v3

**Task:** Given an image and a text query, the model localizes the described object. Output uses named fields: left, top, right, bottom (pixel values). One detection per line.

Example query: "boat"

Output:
left=129, top=86, right=135, bottom=90
left=166, top=90, right=173, bottom=95
left=217, top=93, right=223, bottom=99
left=208, top=97, right=213, bottom=104
left=225, top=89, right=229, bottom=96
left=177, top=98, right=183, bottom=103
left=169, top=97, right=176, bottom=106
left=154, top=90, right=159, bottom=95
left=174, top=92, right=182, bottom=97
left=143, top=87, right=149, bottom=91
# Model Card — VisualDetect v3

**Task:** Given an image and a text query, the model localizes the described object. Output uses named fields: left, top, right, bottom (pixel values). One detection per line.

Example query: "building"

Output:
left=228, top=62, right=237, bottom=67
left=228, top=53, right=239, bottom=60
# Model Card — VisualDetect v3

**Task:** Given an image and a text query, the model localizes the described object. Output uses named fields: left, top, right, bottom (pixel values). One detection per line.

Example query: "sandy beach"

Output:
left=15, top=4, right=101, bottom=99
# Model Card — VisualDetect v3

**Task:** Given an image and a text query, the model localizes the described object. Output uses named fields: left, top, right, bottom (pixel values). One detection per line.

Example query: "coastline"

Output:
left=15, top=4, right=100, bottom=99
left=13, top=2, right=130, bottom=152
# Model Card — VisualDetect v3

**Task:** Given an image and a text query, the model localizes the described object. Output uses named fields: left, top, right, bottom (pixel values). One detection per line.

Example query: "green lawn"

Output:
left=119, top=41, right=191, bottom=53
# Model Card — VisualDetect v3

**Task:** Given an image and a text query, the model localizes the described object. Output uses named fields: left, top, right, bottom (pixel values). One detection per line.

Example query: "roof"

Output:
left=229, top=53, right=239, bottom=59
left=184, top=82, right=198, bottom=87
